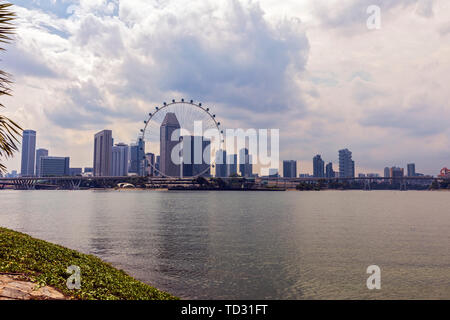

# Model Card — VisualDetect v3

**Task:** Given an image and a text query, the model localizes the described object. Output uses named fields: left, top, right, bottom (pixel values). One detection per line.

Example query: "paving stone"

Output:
left=32, top=287, right=66, bottom=300
left=0, top=287, right=31, bottom=300
left=8, top=281, right=36, bottom=292
left=0, top=274, right=67, bottom=300
left=0, top=275, right=14, bottom=285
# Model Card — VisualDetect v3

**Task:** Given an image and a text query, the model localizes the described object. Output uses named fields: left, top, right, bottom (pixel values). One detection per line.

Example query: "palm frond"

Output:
left=0, top=1, right=21, bottom=173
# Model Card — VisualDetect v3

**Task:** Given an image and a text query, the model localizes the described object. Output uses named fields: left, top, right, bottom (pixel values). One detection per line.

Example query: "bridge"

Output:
left=0, top=175, right=444, bottom=190
left=258, top=176, right=440, bottom=191
left=0, top=176, right=197, bottom=190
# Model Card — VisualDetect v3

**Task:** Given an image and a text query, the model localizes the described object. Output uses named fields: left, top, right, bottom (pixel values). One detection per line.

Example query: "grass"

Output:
left=0, top=227, right=178, bottom=300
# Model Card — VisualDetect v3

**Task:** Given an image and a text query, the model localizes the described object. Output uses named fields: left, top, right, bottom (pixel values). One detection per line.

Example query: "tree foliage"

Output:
left=0, top=2, right=21, bottom=173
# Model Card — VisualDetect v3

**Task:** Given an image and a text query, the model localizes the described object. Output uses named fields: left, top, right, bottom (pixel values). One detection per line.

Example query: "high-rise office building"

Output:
left=325, top=162, right=335, bottom=178
left=20, top=130, right=36, bottom=177
left=137, top=138, right=146, bottom=176
left=111, top=143, right=129, bottom=177
left=145, top=153, right=155, bottom=176
left=215, top=150, right=227, bottom=178
left=160, top=113, right=181, bottom=177
left=227, top=154, right=237, bottom=177
left=283, top=160, right=297, bottom=178
left=390, top=167, right=404, bottom=184
left=181, top=136, right=211, bottom=177
left=69, top=168, right=82, bottom=176
left=93, top=130, right=113, bottom=176
left=239, top=148, right=253, bottom=177
left=339, top=149, right=355, bottom=178
left=35, top=148, right=48, bottom=177
left=313, top=155, right=325, bottom=178
left=155, top=155, right=161, bottom=176
left=384, top=167, right=390, bottom=182
left=407, top=163, right=416, bottom=177
left=40, top=157, right=70, bottom=177
left=128, top=144, right=139, bottom=174
left=129, top=139, right=146, bottom=176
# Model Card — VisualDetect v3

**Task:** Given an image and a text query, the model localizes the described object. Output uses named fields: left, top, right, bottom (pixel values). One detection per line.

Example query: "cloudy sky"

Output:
left=1, top=0, right=449, bottom=175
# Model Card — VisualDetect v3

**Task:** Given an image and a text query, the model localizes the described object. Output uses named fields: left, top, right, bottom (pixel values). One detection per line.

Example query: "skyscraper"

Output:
left=93, top=129, right=113, bottom=176
left=239, top=148, right=253, bottom=177
left=325, top=162, right=335, bottom=178
left=339, top=149, right=355, bottom=178
left=40, top=156, right=70, bottom=177
left=283, top=160, right=297, bottom=178
left=313, top=155, right=325, bottom=178
left=145, top=153, right=155, bottom=176
left=160, top=113, right=181, bottom=177
left=181, top=136, right=211, bottom=177
left=155, top=155, right=160, bottom=176
left=227, top=154, right=237, bottom=177
left=137, top=138, right=146, bottom=176
left=215, top=149, right=227, bottom=178
left=20, top=130, right=36, bottom=177
left=35, top=148, right=48, bottom=177
left=128, top=144, right=139, bottom=174
left=390, top=167, right=404, bottom=184
left=129, top=138, right=146, bottom=176
left=384, top=167, right=390, bottom=182
left=407, top=163, right=416, bottom=177
left=111, top=143, right=129, bottom=177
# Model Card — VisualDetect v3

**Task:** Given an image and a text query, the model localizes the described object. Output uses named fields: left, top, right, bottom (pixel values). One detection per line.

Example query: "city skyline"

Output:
left=13, top=126, right=438, bottom=179
left=2, top=1, right=449, bottom=176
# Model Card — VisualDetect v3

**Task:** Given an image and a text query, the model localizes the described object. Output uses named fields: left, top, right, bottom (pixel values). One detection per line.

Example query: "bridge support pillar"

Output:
left=400, top=180, right=407, bottom=191
left=364, top=179, right=371, bottom=191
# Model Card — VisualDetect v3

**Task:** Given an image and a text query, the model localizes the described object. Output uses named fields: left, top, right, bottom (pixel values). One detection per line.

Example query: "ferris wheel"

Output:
left=140, top=99, right=223, bottom=178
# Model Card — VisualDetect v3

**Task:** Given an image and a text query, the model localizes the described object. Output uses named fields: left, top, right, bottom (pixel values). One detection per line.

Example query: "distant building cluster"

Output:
left=381, top=163, right=431, bottom=184
left=92, top=113, right=217, bottom=178
left=92, top=129, right=147, bottom=177
left=18, top=130, right=78, bottom=177
left=8, top=128, right=442, bottom=180
left=278, top=148, right=352, bottom=179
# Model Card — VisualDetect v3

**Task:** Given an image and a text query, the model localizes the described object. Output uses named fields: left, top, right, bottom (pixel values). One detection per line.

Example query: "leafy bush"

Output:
left=0, top=227, right=177, bottom=300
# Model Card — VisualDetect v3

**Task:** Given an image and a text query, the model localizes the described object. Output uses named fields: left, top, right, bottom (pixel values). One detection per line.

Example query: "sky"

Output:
left=1, top=0, right=449, bottom=175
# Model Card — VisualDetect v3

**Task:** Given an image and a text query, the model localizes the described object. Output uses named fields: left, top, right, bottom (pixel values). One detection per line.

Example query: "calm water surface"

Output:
left=0, top=190, right=449, bottom=299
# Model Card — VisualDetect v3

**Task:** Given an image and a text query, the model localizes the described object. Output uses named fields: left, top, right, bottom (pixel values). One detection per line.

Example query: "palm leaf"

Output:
left=0, top=1, right=22, bottom=173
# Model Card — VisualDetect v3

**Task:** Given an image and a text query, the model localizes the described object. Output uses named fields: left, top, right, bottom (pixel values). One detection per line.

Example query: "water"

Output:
left=0, top=190, right=449, bottom=299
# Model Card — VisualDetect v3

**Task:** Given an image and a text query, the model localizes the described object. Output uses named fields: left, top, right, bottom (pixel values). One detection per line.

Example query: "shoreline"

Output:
left=1, top=188, right=448, bottom=192
left=0, top=227, right=177, bottom=300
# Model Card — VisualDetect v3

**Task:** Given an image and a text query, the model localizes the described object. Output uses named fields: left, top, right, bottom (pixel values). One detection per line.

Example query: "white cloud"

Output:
left=1, top=0, right=449, bottom=176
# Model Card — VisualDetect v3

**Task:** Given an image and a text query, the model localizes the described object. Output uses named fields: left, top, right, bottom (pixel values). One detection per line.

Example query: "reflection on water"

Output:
left=1, top=190, right=449, bottom=299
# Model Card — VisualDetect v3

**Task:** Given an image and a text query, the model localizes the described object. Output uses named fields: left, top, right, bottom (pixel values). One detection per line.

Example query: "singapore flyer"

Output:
left=140, top=99, right=223, bottom=178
